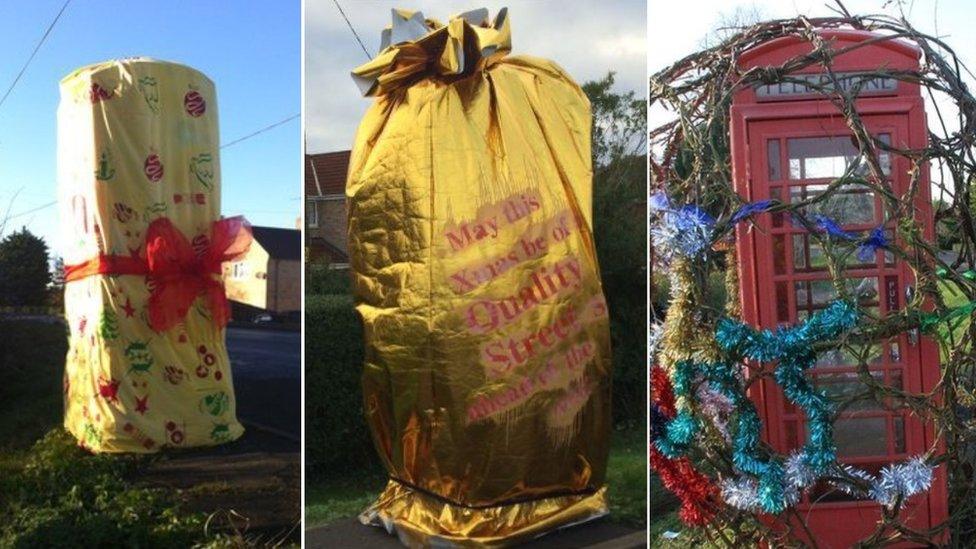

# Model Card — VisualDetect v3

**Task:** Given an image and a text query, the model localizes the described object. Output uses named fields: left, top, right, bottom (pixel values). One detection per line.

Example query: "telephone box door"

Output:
left=740, top=111, right=947, bottom=547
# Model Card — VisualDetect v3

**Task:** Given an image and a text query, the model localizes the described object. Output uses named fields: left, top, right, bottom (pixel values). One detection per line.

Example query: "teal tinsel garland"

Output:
left=656, top=300, right=859, bottom=513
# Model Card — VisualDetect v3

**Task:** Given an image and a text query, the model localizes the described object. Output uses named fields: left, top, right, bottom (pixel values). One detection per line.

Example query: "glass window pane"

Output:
left=788, top=134, right=891, bottom=180
left=773, top=234, right=787, bottom=274
left=793, top=234, right=832, bottom=271
left=816, top=371, right=884, bottom=410
left=794, top=278, right=878, bottom=310
left=816, top=343, right=882, bottom=368
left=770, top=187, right=784, bottom=227
left=768, top=139, right=782, bottom=180
left=894, top=416, right=906, bottom=453
left=835, top=417, right=889, bottom=456
left=790, top=184, right=878, bottom=226
left=776, top=282, right=790, bottom=323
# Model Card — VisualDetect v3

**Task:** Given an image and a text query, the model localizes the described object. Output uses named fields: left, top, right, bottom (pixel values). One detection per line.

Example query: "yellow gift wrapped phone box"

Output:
left=59, top=59, right=250, bottom=453
left=347, top=9, right=614, bottom=546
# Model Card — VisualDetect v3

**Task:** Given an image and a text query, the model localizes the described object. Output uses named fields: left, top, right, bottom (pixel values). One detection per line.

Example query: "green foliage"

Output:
left=585, top=74, right=647, bottom=426
left=0, top=430, right=210, bottom=548
left=934, top=199, right=961, bottom=251
left=305, top=261, right=351, bottom=295
left=304, top=294, right=379, bottom=480
left=0, top=228, right=51, bottom=307
left=0, top=321, right=67, bottom=450
left=582, top=72, right=646, bottom=167
left=0, top=322, right=274, bottom=548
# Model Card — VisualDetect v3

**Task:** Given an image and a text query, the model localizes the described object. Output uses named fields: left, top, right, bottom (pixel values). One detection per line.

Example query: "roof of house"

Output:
left=251, top=226, right=301, bottom=261
left=307, top=236, right=349, bottom=263
left=305, top=150, right=350, bottom=197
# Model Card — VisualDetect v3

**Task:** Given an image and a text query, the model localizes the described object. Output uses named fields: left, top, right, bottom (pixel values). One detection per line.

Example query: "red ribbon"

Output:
left=65, top=216, right=252, bottom=332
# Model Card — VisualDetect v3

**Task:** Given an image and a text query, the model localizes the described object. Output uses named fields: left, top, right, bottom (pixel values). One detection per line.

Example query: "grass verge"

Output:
left=304, top=425, right=648, bottom=530
left=0, top=320, right=281, bottom=547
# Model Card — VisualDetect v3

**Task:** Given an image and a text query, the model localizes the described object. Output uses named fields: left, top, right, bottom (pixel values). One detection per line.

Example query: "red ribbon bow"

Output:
left=65, top=216, right=252, bottom=332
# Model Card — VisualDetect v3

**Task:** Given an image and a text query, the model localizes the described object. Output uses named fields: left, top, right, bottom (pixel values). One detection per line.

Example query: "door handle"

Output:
left=905, top=284, right=918, bottom=346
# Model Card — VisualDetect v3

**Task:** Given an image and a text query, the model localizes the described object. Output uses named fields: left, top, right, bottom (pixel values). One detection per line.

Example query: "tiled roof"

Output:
left=251, top=226, right=301, bottom=261
left=306, top=150, right=350, bottom=197
left=307, top=236, right=349, bottom=263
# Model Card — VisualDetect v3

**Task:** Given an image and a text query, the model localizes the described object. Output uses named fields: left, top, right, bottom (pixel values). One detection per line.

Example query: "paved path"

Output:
left=134, top=328, right=302, bottom=542
left=305, top=517, right=646, bottom=548
left=226, top=327, right=300, bottom=438
left=141, top=429, right=300, bottom=542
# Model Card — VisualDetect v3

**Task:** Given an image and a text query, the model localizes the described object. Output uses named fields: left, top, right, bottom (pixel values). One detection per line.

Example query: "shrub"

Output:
left=0, top=430, right=209, bottom=548
left=0, top=228, right=51, bottom=307
left=304, top=294, right=379, bottom=480
left=592, top=156, right=648, bottom=426
left=305, top=263, right=351, bottom=296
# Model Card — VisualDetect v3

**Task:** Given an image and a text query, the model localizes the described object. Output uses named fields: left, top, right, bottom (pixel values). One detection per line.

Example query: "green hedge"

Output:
left=304, top=294, right=380, bottom=480
left=592, top=156, right=649, bottom=426
left=305, top=263, right=351, bottom=295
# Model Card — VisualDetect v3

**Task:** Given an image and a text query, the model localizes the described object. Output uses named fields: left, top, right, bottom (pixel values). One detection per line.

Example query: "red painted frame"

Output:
left=730, top=30, right=948, bottom=547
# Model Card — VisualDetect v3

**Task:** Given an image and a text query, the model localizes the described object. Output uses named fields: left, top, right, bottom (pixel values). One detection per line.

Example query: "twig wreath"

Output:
left=650, top=2, right=976, bottom=546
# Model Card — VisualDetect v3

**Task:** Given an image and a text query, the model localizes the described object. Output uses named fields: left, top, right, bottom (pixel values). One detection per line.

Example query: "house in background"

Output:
left=223, top=226, right=301, bottom=320
left=305, top=150, right=349, bottom=267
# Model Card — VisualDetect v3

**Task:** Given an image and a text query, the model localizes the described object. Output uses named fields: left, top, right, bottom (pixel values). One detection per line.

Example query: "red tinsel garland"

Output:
left=651, top=365, right=719, bottom=526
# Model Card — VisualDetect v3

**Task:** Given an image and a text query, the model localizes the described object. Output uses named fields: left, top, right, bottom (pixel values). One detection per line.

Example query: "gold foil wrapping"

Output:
left=347, top=9, right=613, bottom=546
left=59, top=59, right=242, bottom=453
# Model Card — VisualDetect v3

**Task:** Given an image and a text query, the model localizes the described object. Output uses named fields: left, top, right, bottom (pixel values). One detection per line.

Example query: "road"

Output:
left=305, top=517, right=646, bottom=548
left=226, top=327, right=301, bottom=438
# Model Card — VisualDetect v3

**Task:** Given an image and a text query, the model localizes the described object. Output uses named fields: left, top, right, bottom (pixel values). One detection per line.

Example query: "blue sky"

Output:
left=0, top=0, right=301, bottom=255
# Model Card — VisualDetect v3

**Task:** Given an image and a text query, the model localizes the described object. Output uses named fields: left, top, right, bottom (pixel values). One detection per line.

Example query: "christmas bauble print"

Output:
left=184, top=89, right=206, bottom=117
left=144, top=153, right=164, bottom=182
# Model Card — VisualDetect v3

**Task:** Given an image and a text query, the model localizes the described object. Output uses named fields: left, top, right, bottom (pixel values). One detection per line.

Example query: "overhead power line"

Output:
left=333, top=0, right=372, bottom=60
left=221, top=113, right=300, bottom=149
left=7, top=200, right=57, bottom=220
left=4, top=113, right=297, bottom=222
left=0, top=0, right=72, bottom=111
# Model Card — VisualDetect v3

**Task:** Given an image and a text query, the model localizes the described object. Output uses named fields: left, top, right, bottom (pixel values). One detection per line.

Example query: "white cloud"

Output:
left=305, top=0, right=646, bottom=153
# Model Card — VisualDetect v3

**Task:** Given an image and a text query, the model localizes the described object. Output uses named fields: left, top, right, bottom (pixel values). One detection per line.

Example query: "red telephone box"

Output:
left=730, top=30, right=948, bottom=547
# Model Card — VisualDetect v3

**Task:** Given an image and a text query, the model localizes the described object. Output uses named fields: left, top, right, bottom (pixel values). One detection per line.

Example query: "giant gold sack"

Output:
left=348, top=9, right=613, bottom=546
left=59, top=59, right=249, bottom=453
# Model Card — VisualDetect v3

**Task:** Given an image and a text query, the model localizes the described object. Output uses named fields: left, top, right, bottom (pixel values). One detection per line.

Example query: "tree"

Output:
left=582, top=73, right=647, bottom=426
left=582, top=72, right=646, bottom=167
left=0, top=228, right=51, bottom=306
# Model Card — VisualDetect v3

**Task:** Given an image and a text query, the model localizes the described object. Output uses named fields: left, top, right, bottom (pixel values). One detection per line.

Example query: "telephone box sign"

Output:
left=755, top=71, right=898, bottom=99
left=730, top=30, right=948, bottom=547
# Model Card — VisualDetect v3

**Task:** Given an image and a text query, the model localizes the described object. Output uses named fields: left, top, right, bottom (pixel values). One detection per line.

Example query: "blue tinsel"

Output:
left=730, top=199, right=775, bottom=224
left=857, top=225, right=889, bottom=262
left=812, top=214, right=858, bottom=241
left=650, top=204, right=715, bottom=258
left=649, top=191, right=671, bottom=212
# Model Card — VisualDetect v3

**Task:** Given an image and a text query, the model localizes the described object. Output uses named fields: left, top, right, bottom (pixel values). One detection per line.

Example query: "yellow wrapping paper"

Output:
left=59, top=59, right=243, bottom=453
left=348, top=9, right=613, bottom=546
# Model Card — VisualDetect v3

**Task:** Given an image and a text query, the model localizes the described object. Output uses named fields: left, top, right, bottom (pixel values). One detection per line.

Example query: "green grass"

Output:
left=649, top=472, right=687, bottom=547
left=304, top=425, right=648, bottom=529
left=937, top=280, right=971, bottom=350
left=0, top=320, right=242, bottom=547
left=605, top=425, right=648, bottom=527
left=304, top=468, right=387, bottom=526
